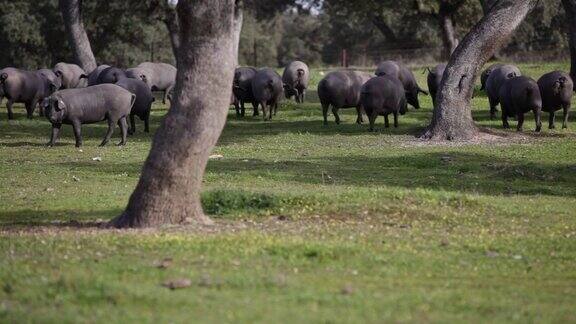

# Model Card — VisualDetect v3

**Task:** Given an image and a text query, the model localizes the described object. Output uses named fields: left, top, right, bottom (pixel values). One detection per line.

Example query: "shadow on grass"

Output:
left=206, top=151, right=576, bottom=198
left=0, top=208, right=120, bottom=227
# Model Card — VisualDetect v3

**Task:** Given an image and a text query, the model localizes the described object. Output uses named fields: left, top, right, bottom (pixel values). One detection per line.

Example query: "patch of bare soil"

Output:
left=403, top=127, right=573, bottom=148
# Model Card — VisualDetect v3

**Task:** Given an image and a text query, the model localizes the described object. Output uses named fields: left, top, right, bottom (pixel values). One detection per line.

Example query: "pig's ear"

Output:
left=56, top=99, right=66, bottom=111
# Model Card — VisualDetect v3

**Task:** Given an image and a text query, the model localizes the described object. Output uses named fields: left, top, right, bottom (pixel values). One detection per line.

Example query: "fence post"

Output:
left=342, top=49, right=348, bottom=68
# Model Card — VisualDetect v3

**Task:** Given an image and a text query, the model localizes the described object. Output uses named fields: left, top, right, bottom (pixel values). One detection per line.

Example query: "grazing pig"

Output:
left=44, top=84, right=135, bottom=147
left=318, top=70, right=372, bottom=125
left=53, top=62, right=87, bottom=89
left=125, top=62, right=176, bottom=104
left=251, top=68, right=283, bottom=120
left=81, top=64, right=111, bottom=86
left=282, top=61, right=310, bottom=103
left=97, top=67, right=127, bottom=84
left=486, top=64, right=521, bottom=119
left=427, top=63, right=446, bottom=107
left=537, top=71, right=574, bottom=129
left=232, top=67, right=258, bottom=117
left=0, top=67, right=61, bottom=119
left=361, top=76, right=408, bottom=131
left=498, top=76, right=542, bottom=132
left=115, top=78, right=155, bottom=134
left=375, top=60, right=428, bottom=109
left=480, top=63, right=504, bottom=91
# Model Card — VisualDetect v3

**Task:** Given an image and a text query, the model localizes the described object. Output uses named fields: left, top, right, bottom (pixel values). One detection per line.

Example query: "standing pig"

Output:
left=498, top=76, right=542, bottom=132
left=318, top=70, right=372, bottom=125
left=82, top=64, right=111, bottom=86
left=0, top=67, right=61, bottom=119
left=232, top=67, right=258, bottom=117
left=537, top=71, right=574, bottom=129
left=53, top=62, right=87, bottom=89
left=480, top=63, right=504, bottom=91
left=251, top=68, right=283, bottom=120
left=116, top=78, right=155, bottom=134
left=97, top=67, right=127, bottom=84
left=361, top=75, right=408, bottom=131
left=44, top=84, right=135, bottom=147
left=427, top=63, right=446, bottom=107
left=125, top=62, right=176, bottom=104
left=486, top=64, right=521, bottom=119
left=375, top=60, right=428, bottom=109
left=282, top=61, right=310, bottom=103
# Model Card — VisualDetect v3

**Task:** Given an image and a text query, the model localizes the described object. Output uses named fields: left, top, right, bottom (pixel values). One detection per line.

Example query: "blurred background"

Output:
left=0, top=0, right=568, bottom=69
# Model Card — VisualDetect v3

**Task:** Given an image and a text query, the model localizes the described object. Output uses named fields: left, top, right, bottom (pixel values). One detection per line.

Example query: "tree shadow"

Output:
left=206, top=151, right=576, bottom=198
left=0, top=208, right=119, bottom=227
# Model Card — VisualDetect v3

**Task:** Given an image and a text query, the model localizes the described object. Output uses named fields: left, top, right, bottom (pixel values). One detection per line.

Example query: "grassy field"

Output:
left=1, top=62, right=576, bottom=323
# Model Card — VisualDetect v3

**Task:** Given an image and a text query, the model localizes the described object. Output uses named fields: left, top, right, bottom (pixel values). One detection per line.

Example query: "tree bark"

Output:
left=562, top=0, right=576, bottom=85
left=439, top=5, right=458, bottom=59
left=163, top=9, right=181, bottom=63
left=421, top=0, right=538, bottom=141
left=111, top=0, right=240, bottom=228
left=58, top=0, right=97, bottom=73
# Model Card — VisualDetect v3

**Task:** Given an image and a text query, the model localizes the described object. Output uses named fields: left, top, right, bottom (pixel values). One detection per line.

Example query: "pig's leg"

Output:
left=47, top=124, right=61, bottom=147
left=118, top=117, right=128, bottom=146
left=144, top=111, right=150, bottom=133
left=516, top=112, right=524, bottom=132
left=6, top=99, right=14, bottom=120
left=384, top=114, right=390, bottom=128
left=261, top=102, right=268, bottom=121
left=129, top=113, right=136, bottom=135
left=534, top=108, right=542, bottom=132
left=502, top=112, right=510, bottom=129
left=273, top=103, right=278, bottom=116
left=393, top=111, right=399, bottom=128
left=355, top=105, right=363, bottom=124
left=163, top=85, right=174, bottom=105
left=100, top=118, right=115, bottom=147
left=25, top=101, right=34, bottom=119
left=72, top=119, right=83, bottom=147
left=548, top=111, right=556, bottom=129
left=332, top=107, right=340, bottom=124
left=489, top=97, right=498, bottom=120
left=368, top=112, right=377, bottom=132
left=563, top=103, right=571, bottom=129
left=322, top=104, right=329, bottom=125
left=252, top=102, right=258, bottom=116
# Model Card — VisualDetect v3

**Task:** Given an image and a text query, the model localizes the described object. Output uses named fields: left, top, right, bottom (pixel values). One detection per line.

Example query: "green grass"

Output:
left=1, top=62, right=576, bottom=323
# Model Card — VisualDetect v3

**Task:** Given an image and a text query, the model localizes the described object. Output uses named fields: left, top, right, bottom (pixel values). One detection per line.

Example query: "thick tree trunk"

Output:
left=562, top=0, right=576, bottom=85
left=421, top=0, right=538, bottom=141
left=58, top=0, right=97, bottom=73
left=480, top=0, right=503, bottom=60
left=111, top=0, right=240, bottom=228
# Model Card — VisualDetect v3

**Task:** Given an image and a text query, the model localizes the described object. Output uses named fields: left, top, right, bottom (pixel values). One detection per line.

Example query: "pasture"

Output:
left=1, top=62, right=575, bottom=322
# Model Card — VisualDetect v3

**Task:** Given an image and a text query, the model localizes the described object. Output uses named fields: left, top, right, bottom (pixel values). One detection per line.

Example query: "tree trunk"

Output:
left=480, top=0, right=503, bottom=60
left=562, top=0, right=576, bottom=84
left=438, top=8, right=459, bottom=59
left=421, top=0, right=538, bottom=141
left=111, top=0, right=240, bottom=228
left=58, top=0, right=97, bottom=73
left=232, top=2, right=244, bottom=66
left=371, top=15, right=398, bottom=42
left=163, top=10, right=181, bottom=64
